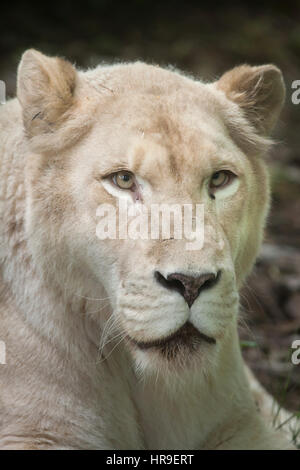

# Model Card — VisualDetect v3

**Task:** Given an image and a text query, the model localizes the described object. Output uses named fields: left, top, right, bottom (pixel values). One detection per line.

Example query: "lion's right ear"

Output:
left=17, top=49, right=77, bottom=137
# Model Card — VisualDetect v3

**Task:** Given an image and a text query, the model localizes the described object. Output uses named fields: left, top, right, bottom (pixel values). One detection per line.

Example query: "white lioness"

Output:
left=0, top=50, right=296, bottom=450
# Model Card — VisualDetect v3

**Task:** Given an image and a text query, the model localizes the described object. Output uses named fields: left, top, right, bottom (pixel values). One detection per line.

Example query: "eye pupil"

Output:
left=212, top=172, right=226, bottom=185
left=113, top=171, right=135, bottom=190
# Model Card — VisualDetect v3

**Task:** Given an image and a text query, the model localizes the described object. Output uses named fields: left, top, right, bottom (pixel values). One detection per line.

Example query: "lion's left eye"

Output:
left=209, top=170, right=236, bottom=193
left=112, top=171, right=135, bottom=190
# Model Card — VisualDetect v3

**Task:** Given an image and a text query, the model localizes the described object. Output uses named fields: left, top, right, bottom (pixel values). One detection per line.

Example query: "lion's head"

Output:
left=17, top=50, right=285, bottom=375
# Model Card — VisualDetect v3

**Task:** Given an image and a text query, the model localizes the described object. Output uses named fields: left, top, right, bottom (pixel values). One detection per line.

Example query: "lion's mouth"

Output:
left=128, top=322, right=216, bottom=358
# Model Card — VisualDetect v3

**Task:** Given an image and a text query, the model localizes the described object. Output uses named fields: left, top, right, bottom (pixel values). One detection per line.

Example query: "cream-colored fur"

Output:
left=0, top=50, right=295, bottom=449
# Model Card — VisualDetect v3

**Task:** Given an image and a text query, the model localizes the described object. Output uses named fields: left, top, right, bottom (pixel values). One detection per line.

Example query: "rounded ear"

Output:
left=216, top=64, right=285, bottom=136
left=17, top=49, right=77, bottom=137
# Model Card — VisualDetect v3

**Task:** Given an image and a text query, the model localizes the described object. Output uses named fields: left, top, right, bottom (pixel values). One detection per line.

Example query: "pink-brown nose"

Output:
left=155, top=271, right=220, bottom=307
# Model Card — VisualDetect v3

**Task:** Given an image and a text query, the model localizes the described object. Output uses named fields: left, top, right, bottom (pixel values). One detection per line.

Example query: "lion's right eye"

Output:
left=112, top=171, right=135, bottom=190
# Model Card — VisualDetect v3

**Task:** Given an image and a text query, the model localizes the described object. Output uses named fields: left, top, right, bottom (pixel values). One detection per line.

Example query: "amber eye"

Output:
left=209, top=170, right=235, bottom=193
left=112, top=171, right=135, bottom=190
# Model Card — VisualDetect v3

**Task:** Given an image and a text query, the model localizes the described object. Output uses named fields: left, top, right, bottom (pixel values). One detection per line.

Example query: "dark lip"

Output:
left=127, top=321, right=216, bottom=351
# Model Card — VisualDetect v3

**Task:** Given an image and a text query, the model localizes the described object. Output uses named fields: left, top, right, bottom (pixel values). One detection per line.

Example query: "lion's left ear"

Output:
left=216, top=64, right=285, bottom=136
left=17, top=49, right=77, bottom=137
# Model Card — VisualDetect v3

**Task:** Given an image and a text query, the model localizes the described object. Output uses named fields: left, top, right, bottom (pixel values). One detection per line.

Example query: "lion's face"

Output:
left=64, top=96, right=258, bottom=372
left=18, top=52, right=285, bottom=374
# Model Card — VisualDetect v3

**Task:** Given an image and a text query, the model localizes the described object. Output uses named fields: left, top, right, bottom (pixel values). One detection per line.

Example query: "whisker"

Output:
left=100, top=329, right=125, bottom=352
left=98, top=314, right=122, bottom=359
left=85, top=302, right=111, bottom=315
left=97, top=332, right=127, bottom=364
left=73, top=292, right=113, bottom=302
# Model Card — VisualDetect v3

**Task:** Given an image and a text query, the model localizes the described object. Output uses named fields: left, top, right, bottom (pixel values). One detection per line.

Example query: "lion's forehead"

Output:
left=75, top=92, right=244, bottom=186
left=84, top=61, right=200, bottom=96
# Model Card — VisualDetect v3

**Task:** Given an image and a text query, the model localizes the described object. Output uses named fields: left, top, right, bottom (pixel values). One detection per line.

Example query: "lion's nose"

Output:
left=154, top=271, right=220, bottom=307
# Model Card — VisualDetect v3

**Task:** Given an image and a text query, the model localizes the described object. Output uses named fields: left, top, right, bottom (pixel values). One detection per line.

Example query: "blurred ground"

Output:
left=1, top=1, right=299, bottom=412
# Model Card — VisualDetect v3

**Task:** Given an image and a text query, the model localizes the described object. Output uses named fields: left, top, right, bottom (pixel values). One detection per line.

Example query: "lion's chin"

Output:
left=127, top=322, right=216, bottom=361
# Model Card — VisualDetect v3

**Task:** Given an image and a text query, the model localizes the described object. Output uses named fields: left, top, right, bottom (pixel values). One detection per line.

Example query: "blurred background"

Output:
left=1, top=1, right=299, bottom=414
